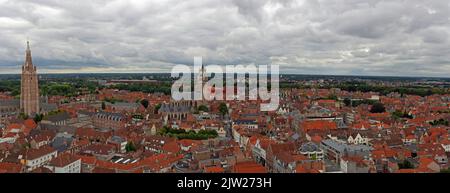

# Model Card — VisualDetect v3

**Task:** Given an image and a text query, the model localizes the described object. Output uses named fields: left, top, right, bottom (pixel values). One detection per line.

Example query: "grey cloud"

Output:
left=0, top=0, right=449, bottom=77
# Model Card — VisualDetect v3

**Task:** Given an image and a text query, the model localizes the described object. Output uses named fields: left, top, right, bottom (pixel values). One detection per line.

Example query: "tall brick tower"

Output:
left=20, top=41, right=40, bottom=116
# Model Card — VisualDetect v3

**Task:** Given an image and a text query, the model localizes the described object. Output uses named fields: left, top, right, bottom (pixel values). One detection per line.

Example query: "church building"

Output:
left=20, top=41, right=40, bottom=116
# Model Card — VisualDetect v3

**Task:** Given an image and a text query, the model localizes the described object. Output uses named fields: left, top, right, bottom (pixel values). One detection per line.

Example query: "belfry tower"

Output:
left=20, top=41, right=40, bottom=116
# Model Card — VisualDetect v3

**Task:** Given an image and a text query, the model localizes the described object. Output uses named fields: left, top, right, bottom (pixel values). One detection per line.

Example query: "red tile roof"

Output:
left=233, top=161, right=266, bottom=173
left=301, top=120, right=337, bottom=132
left=78, top=155, right=97, bottom=165
left=204, top=166, right=225, bottom=173
left=79, top=153, right=183, bottom=173
left=418, top=157, right=436, bottom=169
left=24, top=119, right=37, bottom=130
left=23, top=146, right=57, bottom=160
left=162, top=140, right=180, bottom=154
left=396, top=169, right=419, bottom=173
left=311, top=135, right=323, bottom=143
left=5, top=123, right=23, bottom=133
left=0, top=162, right=22, bottom=173
left=49, top=153, right=80, bottom=167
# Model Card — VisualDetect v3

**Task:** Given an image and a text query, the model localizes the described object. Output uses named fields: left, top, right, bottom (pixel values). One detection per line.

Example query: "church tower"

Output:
left=20, top=41, right=40, bottom=116
left=200, top=64, right=208, bottom=87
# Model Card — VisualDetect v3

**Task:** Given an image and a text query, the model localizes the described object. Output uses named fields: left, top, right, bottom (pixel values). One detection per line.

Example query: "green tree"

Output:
left=343, top=98, right=351, bottom=107
left=158, top=127, right=218, bottom=140
left=22, top=142, right=31, bottom=149
left=392, top=110, right=404, bottom=119
left=104, top=97, right=123, bottom=104
left=125, top=141, right=137, bottom=152
left=398, top=160, right=414, bottom=169
left=219, top=102, right=228, bottom=116
left=198, top=105, right=209, bottom=112
left=429, top=118, right=449, bottom=126
left=109, top=83, right=172, bottom=95
left=33, top=114, right=43, bottom=123
left=370, top=102, right=386, bottom=113
left=327, top=94, right=338, bottom=100
left=154, top=103, right=162, bottom=114
left=140, top=99, right=149, bottom=109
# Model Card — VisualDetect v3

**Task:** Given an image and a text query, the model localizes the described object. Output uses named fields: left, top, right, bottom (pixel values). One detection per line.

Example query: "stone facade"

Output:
left=92, top=112, right=126, bottom=130
left=20, top=41, right=40, bottom=116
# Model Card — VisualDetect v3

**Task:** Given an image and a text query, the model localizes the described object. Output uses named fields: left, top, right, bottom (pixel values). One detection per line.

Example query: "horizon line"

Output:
left=0, top=72, right=449, bottom=79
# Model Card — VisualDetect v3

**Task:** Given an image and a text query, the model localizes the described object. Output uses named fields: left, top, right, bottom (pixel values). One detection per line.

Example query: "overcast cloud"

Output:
left=0, top=0, right=449, bottom=77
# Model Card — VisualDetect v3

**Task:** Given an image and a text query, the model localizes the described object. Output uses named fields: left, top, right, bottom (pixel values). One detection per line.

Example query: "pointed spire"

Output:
left=25, top=40, right=33, bottom=67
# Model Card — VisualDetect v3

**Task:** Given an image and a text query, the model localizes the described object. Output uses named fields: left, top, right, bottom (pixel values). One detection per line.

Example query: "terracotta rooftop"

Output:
left=301, top=120, right=337, bottom=132
left=49, top=153, right=80, bottom=167
left=22, top=146, right=57, bottom=160
left=204, top=166, right=225, bottom=173
left=0, top=162, right=22, bottom=173
left=233, top=161, right=266, bottom=173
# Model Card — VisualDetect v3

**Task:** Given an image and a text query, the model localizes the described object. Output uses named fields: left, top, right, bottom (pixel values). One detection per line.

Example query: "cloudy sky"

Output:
left=0, top=0, right=449, bottom=77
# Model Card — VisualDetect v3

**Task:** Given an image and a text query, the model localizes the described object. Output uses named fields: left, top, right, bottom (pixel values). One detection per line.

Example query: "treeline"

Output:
left=110, top=83, right=172, bottom=95
left=159, top=127, right=218, bottom=140
left=392, top=110, right=413, bottom=119
left=41, top=80, right=99, bottom=97
left=343, top=98, right=377, bottom=107
left=429, top=119, right=449, bottom=126
left=335, top=82, right=447, bottom=97
left=278, top=81, right=448, bottom=97
left=41, top=83, right=77, bottom=97
left=0, top=79, right=99, bottom=97
left=0, top=80, right=20, bottom=96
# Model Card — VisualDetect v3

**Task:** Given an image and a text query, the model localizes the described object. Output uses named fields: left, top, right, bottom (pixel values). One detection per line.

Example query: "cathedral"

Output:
left=1, top=41, right=56, bottom=124
left=20, top=41, right=40, bottom=116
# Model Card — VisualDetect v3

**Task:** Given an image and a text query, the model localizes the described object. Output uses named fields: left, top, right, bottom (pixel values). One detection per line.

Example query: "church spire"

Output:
left=20, top=40, right=40, bottom=116
left=25, top=40, right=33, bottom=67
